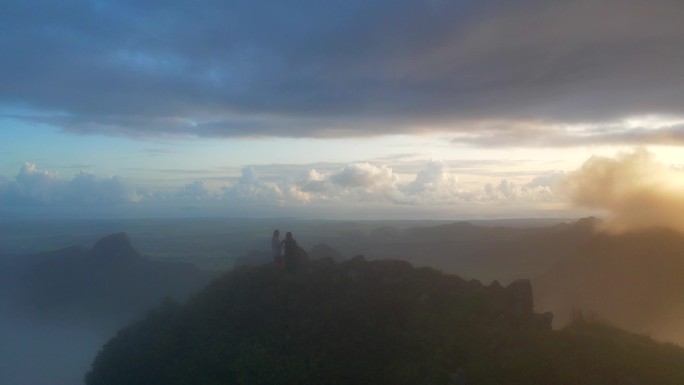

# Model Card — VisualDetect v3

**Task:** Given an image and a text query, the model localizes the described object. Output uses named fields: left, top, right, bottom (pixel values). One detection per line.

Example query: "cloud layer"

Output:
left=0, top=163, right=136, bottom=206
left=0, top=162, right=564, bottom=218
left=2, top=0, right=684, bottom=143
left=562, top=149, right=684, bottom=233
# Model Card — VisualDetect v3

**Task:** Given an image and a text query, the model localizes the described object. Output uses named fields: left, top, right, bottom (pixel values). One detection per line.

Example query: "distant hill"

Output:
left=0, top=233, right=217, bottom=385
left=85, top=258, right=684, bottom=385
left=352, top=217, right=599, bottom=284
left=16, top=232, right=217, bottom=328
left=533, top=226, right=684, bottom=345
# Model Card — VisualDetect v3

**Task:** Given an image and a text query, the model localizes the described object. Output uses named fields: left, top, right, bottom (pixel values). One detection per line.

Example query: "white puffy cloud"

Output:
left=175, top=181, right=211, bottom=200
left=284, top=163, right=402, bottom=204
left=0, top=163, right=137, bottom=206
left=0, top=160, right=572, bottom=217
left=285, top=160, right=563, bottom=207
left=330, top=163, right=398, bottom=190
left=221, top=167, right=283, bottom=204
left=401, top=160, right=472, bottom=203
left=288, top=169, right=332, bottom=203
left=520, top=171, right=568, bottom=202
left=298, top=169, right=331, bottom=193
left=64, top=172, right=133, bottom=205
left=526, top=171, right=566, bottom=191
left=4, top=163, right=63, bottom=205
left=482, top=179, right=519, bottom=202
left=480, top=173, right=566, bottom=204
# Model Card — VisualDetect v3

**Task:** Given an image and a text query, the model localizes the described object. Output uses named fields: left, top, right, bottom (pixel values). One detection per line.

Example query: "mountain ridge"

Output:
left=85, top=257, right=684, bottom=385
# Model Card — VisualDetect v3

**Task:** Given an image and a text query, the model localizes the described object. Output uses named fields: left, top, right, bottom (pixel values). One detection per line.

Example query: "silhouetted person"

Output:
left=271, top=229, right=283, bottom=268
left=282, top=231, right=298, bottom=273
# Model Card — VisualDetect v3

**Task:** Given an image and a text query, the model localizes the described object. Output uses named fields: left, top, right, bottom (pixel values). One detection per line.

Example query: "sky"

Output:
left=1, top=0, right=684, bottom=221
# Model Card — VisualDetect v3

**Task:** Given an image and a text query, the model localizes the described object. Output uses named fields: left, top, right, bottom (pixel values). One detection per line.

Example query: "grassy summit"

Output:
left=86, top=257, right=684, bottom=385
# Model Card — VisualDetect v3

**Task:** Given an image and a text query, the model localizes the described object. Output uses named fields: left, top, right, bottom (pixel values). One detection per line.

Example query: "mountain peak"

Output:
left=91, top=232, right=140, bottom=260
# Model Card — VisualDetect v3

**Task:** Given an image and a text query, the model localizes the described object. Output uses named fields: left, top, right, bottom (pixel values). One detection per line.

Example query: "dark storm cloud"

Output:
left=2, top=0, right=684, bottom=142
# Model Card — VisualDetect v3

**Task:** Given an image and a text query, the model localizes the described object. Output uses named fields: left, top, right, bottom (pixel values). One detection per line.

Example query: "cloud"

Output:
left=2, top=0, right=684, bottom=144
left=289, top=163, right=402, bottom=203
left=482, top=180, right=520, bottom=202
left=526, top=171, right=566, bottom=191
left=64, top=172, right=133, bottom=205
left=477, top=170, right=570, bottom=203
left=450, top=121, right=684, bottom=148
left=221, top=167, right=283, bottom=204
left=4, top=163, right=63, bottom=205
left=0, top=163, right=137, bottom=206
left=331, top=163, right=398, bottom=190
left=562, top=148, right=684, bottom=233
left=286, top=160, right=560, bottom=206
left=0, top=160, right=573, bottom=218
left=521, top=171, right=567, bottom=201
left=401, top=160, right=472, bottom=203
left=175, top=181, right=211, bottom=200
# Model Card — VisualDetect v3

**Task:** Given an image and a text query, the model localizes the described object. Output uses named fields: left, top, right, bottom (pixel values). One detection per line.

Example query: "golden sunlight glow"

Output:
left=563, top=148, right=684, bottom=233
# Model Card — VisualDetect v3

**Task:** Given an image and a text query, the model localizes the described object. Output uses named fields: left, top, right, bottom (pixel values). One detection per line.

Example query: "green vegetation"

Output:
left=86, top=258, right=684, bottom=385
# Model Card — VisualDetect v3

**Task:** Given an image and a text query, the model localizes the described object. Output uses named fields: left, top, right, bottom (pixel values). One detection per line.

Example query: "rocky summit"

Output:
left=90, top=232, right=141, bottom=261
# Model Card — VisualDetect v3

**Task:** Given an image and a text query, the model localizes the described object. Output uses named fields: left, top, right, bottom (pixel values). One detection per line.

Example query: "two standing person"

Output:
left=271, top=229, right=299, bottom=273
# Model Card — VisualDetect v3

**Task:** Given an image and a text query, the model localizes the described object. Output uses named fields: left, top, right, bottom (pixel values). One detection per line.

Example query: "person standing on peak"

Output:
left=282, top=232, right=299, bottom=273
left=271, top=229, right=283, bottom=268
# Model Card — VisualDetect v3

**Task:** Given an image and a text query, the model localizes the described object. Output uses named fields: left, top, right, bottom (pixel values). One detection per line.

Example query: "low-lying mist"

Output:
left=0, top=306, right=107, bottom=385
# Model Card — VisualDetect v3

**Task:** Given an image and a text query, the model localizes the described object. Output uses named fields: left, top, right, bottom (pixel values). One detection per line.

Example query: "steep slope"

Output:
left=86, top=258, right=684, bottom=385
left=533, top=227, right=684, bottom=345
